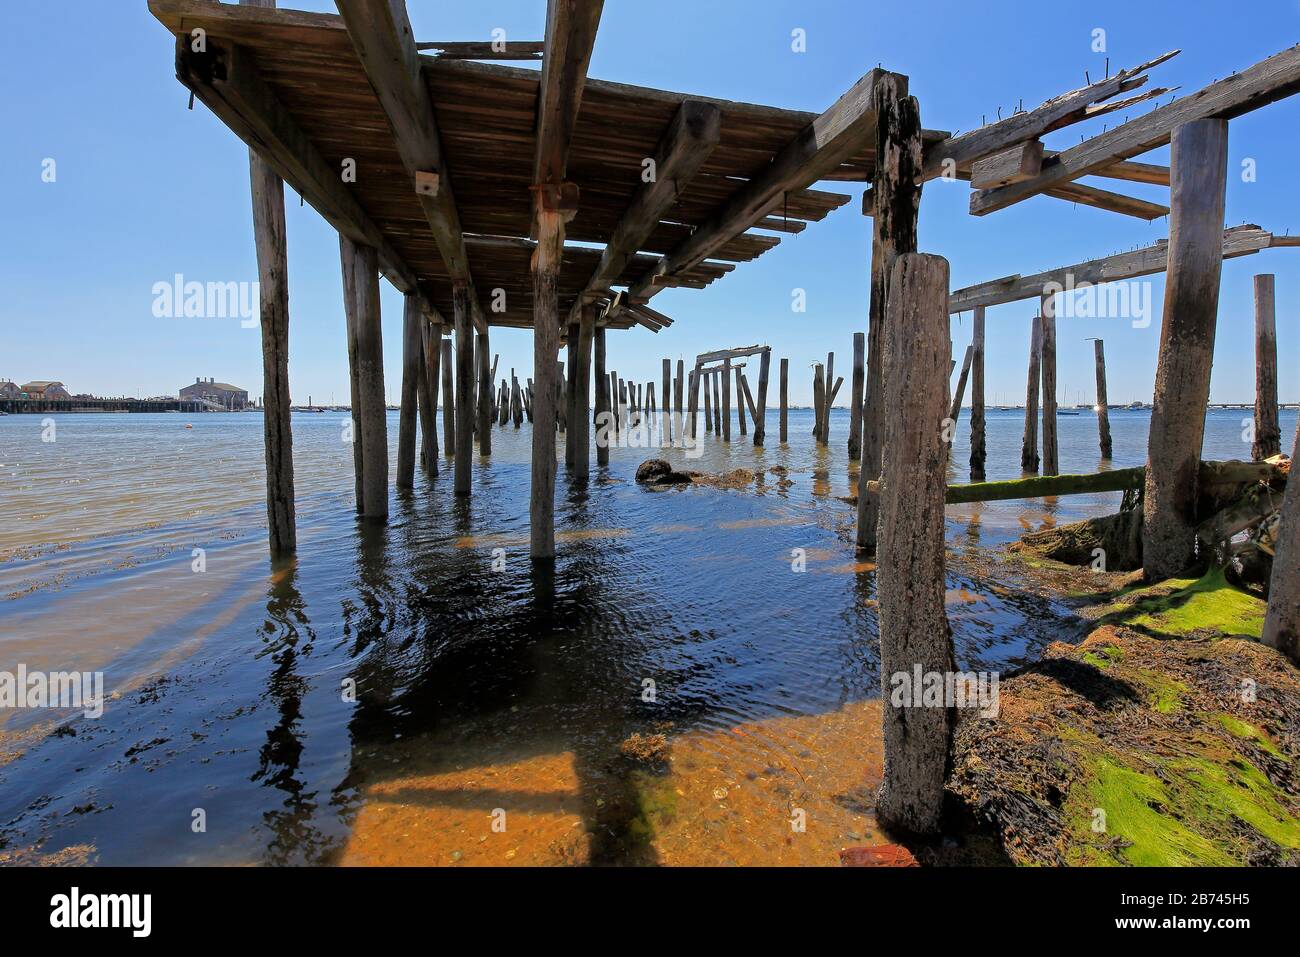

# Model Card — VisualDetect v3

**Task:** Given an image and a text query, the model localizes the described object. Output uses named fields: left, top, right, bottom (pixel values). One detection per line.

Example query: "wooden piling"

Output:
left=565, top=324, right=579, bottom=466
left=418, top=318, right=439, bottom=475
left=396, top=294, right=421, bottom=490
left=661, top=359, right=672, bottom=443
left=453, top=285, right=474, bottom=496
left=594, top=326, right=608, bottom=466
left=1040, top=292, right=1059, bottom=476
left=711, top=370, right=722, bottom=435
left=441, top=338, right=455, bottom=454
left=342, top=236, right=388, bottom=519
left=1252, top=274, right=1281, bottom=460
left=779, top=357, right=789, bottom=443
left=1143, top=119, right=1229, bottom=581
left=476, top=328, right=492, bottom=456
left=248, top=121, right=295, bottom=553
left=969, top=306, right=986, bottom=481
left=812, top=363, right=825, bottom=445
left=735, top=364, right=748, bottom=436
left=1262, top=425, right=1300, bottom=665
left=530, top=201, right=564, bottom=560
left=573, top=305, right=595, bottom=481
left=511, top=370, right=523, bottom=427
left=822, top=351, right=835, bottom=442
left=1021, top=316, right=1042, bottom=473
left=1093, top=339, right=1113, bottom=459
left=498, top=379, right=509, bottom=426
left=875, top=251, right=953, bottom=837
left=687, top=366, right=701, bottom=440
left=702, top=373, right=712, bottom=434
left=848, top=333, right=865, bottom=459
left=949, top=343, right=973, bottom=431
left=674, top=359, right=685, bottom=442
left=857, top=74, right=922, bottom=554
left=721, top=359, right=732, bottom=441
left=754, top=348, right=771, bottom=446
left=340, top=239, right=365, bottom=512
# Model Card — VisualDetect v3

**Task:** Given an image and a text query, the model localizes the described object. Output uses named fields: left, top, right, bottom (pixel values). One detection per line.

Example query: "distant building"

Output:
left=20, top=381, right=71, bottom=400
left=0, top=380, right=20, bottom=400
left=180, top=377, right=249, bottom=410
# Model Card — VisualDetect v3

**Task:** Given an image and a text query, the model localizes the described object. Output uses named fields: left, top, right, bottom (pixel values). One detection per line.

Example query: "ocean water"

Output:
left=0, top=406, right=1291, bottom=864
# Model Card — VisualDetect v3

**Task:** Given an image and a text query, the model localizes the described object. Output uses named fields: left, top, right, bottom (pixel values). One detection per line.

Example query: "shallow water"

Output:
left=0, top=406, right=1291, bottom=864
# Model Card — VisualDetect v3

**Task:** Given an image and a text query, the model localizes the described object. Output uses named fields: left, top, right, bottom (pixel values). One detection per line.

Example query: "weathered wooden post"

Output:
left=687, top=367, right=701, bottom=440
left=848, top=332, right=865, bottom=459
left=735, top=364, right=748, bottom=436
left=779, top=357, right=789, bottom=443
left=246, top=89, right=295, bottom=552
left=812, top=363, right=825, bottom=444
left=1021, top=316, right=1042, bottom=473
left=341, top=236, right=388, bottom=519
left=564, top=323, right=579, bottom=466
left=876, top=251, right=953, bottom=836
left=661, top=358, right=672, bottom=443
left=530, top=192, right=564, bottom=558
left=511, top=370, right=523, bottom=428
left=1261, top=425, right=1300, bottom=665
left=711, top=370, right=722, bottom=434
left=572, top=305, right=595, bottom=480
left=821, top=351, right=835, bottom=442
left=674, top=359, right=685, bottom=442
left=1144, top=119, right=1229, bottom=580
left=441, top=338, right=455, bottom=455
left=453, top=287, right=474, bottom=496
left=949, top=343, right=973, bottom=427
left=1252, top=274, right=1281, bottom=460
left=418, top=318, right=439, bottom=475
left=396, top=294, right=422, bottom=490
left=593, top=325, right=608, bottom=466
left=702, top=373, right=712, bottom=434
left=1040, top=292, right=1059, bottom=476
left=857, top=73, right=921, bottom=554
left=754, top=348, right=771, bottom=446
left=1092, top=338, right=1113, bottom=459
left=721, top=361, right=732, bottom=441
left=477, top=328, right=492, bottom=456
left=969, top=306, right=986, bottom=480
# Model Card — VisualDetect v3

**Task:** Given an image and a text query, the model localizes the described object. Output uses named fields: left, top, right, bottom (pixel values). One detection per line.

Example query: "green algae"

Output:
left=1215, top=714, right=1284, bottom=759
left=1100, top=568, right=1265, bottom=638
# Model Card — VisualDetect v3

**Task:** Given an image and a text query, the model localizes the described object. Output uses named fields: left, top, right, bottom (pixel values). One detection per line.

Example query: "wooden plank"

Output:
left=1042, top=181, right=1168, bottom=220
left=922, top=50, right=1179, bottom=180
left=174, top=38, right=425, bottom=300
left=972, top=45, right=1300, bottom=216
left=414, top=40, right=544, bottom=60
left=630, top=68, right=891, bottom=299
left=949, top=225, right=1284, bottom=311
left=969, top=140, right=1043, bottom=190
left=696, top=344, right=765, bottom=365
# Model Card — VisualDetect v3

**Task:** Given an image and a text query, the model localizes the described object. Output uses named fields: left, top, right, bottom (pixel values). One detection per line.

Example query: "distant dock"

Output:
left=0, top=398, right=212, bottom=414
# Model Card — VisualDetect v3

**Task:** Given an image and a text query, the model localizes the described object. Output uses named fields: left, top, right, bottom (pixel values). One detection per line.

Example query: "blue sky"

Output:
left=2, top=0, right=1297, bottom=406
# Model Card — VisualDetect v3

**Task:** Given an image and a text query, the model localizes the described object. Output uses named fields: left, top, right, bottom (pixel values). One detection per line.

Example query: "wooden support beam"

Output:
left=414, top=40, right=544, bottom=60
left=949, top=343, right=973, bottom=427
left=696, top=344, right=765, bottom=365
left=530, top=0, right=602, bottom=559
left=1040, top=293, right=1059, bottom=476
left=342, top=236, right=388, bottom=519
left=573, top=306, right=595, bottom=480
left=735, top=365, right=748, bottom=436
left=175, top=37, right=426, bottom=303
left=1092, top=338, right=1113, bottom=460
left=779, top=358, right=789, bottom=443
left=567, top=100, right=721, bottom=324
left=950, top=225, right=1290, bottom=312
left=441, top=338, right=455, bottom=454
left=1253, top=274, right=1281, bottom=460
left=630, top=69, right=893, bottom=299
left=453, top=285, right=474, bottom=495
left=1042, top=181, right=1168, bottom=221
left=701, top=371, right=712, bottom=434
left=245, top=36, right=296, bottom=553
left=334, top=0, right=482, bottom=327
left=1262, top=426, right=1300, bottom=665
left=418, top=317, right=439, bottom=473
left=922, top=50, right=1179, bottom=180
left=721, top=359, right=732, bottom=441
left=971, top=46, right=1300, bottom=216
left=476, top=328, right=492, bottom=455
left=969, top=140, right=1044, bottom=190
left=1144, top=119, right=1229, bottom=580
left=969, top=306, right=986, bottom=480
left=848, top=333, right=865, bottom=460
left=858, top=74, right=922, bottom=554
left=876, top=252, right=953, bottom=836
left=397, top=293, right=421, bottom=489
left=592, top=325, right=605, bottom=468
left=1021, top=315, right=1043, bottom=474
left=753, top=348, right=771, bottom=447
left=564, top=321, right=579, bottom=466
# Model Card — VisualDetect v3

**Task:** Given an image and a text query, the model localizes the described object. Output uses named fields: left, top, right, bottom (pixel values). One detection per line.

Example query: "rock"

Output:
left=839, top=843, right=919, bottom=867
left=635, top=459, right=693, bottom=486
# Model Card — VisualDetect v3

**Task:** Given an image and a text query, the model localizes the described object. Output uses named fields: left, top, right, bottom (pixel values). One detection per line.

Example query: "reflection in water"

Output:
left=0, top=407, right=1288, bottom=865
